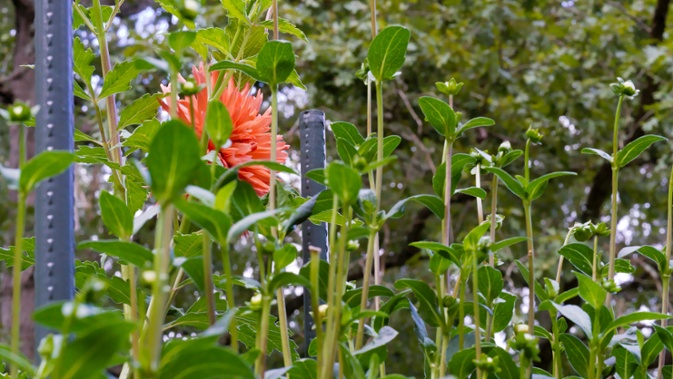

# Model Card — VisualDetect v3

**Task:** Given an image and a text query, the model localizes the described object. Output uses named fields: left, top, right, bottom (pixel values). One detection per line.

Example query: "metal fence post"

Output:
left=299, top=110, right=328, bottom=351
left=34, top=0, right=75, bottom=350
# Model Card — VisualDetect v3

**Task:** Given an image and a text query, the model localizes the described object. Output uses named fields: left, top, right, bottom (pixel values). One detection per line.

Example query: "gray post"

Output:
left=299, top=110, right=328, bottom=351
left=34, top=0, right=75, bottom=349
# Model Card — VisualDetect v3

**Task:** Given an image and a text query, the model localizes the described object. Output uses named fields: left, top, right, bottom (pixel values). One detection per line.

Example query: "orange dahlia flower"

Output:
left=160, top=63, right=289, bottom=196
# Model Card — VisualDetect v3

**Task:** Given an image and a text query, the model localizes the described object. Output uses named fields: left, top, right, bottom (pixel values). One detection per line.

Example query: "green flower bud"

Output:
left=142, top=270, right=157, bottom=285
left=37, top=334, right=55, bottom=359
left=262, top=241, right=276, bottom=255
left=602, top=278, right=621, bottom=294
left=435, top=78, right=464, bottom=96
left=7, top=102, right=32, bottom=123
left=473, top=354, right=500, bottom=375
left=179, top=79, right=202, bottom=97
left=573, top=223, right=593, bottom=242
left=353, top=155, right=368, bottom=172
left=249, top=293, right=263, bottom=311
left=80, top=278, right=107, bottom=304
left=610, top=77, right=639, bottom=98
left=317, top=304, right=329, bottom=319
left=346, top=240, right=360, bottom=252
left=442, top=295, right=457, bottom=308
left=594, top=222, right=610, bottom=237
left=177, top=0, right=199, bottom=20
left=509, top=331, right=540, bottom=361
left=498, top=141, right=512, bottom=154
left=525, top=127, right=543, bottom=144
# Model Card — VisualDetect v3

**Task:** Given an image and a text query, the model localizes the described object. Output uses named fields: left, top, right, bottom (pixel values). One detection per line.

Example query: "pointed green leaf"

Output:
left=146, top=120, right=202, bottom=203
left=385, top=194, right=444, bottom=220
left=581, top=147, right=612, bottom=163
left=455, top=186, right=487, bottom=199
left=260, top=18, right=308, bottom=42
left=257, top=40, right=295, bottom=85
left=268, top=272, right=312, bottom=294
left=483, top=167, right=525, bottom=200
left=477, top=266, right=503, bottom=304
left=560, top=334, right=590, bottom=377
left=394, top=279, right=444, bottom=329
left=603, top=312, right=670, bottom=339
left=228, top=209, right=283, bottom=241
left=209, top=60, right=263, bottom=82
left=174, top=199, right=232, bottom=246
left=575, top=272, right=607, bottom=309
left=205, top=101, right=234, bottom=149
left=326, top=161, right=361, bottom=205
left=559, top=243, right=595, bottom=277
left=617, top=134, right=667, bottom=168
left=221, top=0, right=249, bottom=23
left=367, top=26, right=411, bottom=82
left=99, top=60, right=151, bottom=99
left=490, top=237, right=527, bottom=252
left=78, top=240, right=153, bottom=268
left=123, top=119, right=161, bottom=155
left=118, top=94, right=162, bottom=129
left=456, top=117, right=495, bottom=137
left=168, top=31, right=196, bottom=53
left=20, top=151, right=75, bottom=193
left=553, top=303, right=592, bottom=337
left=618, top=245, right=667, bottom=273
left=73, top=37, right=95, bottom=88
left=331, top=121, right=365, bottom=146
left=526, top=171, right=577, bottom=201
left=418, top=96, right=456, bottom=138
left=99, top=191, right=133, bottom=239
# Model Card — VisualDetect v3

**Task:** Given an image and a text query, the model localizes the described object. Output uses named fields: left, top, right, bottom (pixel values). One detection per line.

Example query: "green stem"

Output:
left=277, top=288, right=293, bottom=369
left=374, top=82, right=384, bottom=211
left=255, top=294, right=272, bottom=378
left=488, top=175, right=498, bottom=267
left=551, top=311, right=562, bottom=379
left=10, top=193, right=26, bottom=379
left=458, top=275, right=466, bottom=350
left=355, top=229, right=378, bottom=350
left=140, top=205, right=174, bottom=377
left=607, top=96, right=624, bottom=290
left=269, top=87, right=279, bottom=212
left=555, top=229, right=574, bottom=283
left=434, top=273, right=445, bottom=379
left=221, top=243, right=238, bottom=352
left=321, top=195, right=339, bottom=378
left=202, top=234, right=216, bottom=325
left=592, top=236, right=599, bottom=282
left=310, top=248, right=323, bottom=361
left=472, top=247, right=482, bottom=378
left=658, top=166, right=673, bottom=379
left=523, top=201, right=535, bottom=332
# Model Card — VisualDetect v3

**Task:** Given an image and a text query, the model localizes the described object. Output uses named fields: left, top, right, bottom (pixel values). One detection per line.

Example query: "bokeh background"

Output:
left=1, top=0, right=672, bottom=375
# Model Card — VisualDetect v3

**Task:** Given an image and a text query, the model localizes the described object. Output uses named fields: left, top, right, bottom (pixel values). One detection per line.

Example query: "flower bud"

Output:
left=442, top=295, right=457, bottom=308
left=178, top=0, right=200, bottom=20
left=346, top=240, right=360, bottom=252
left=262, top=241, right=276, bottom=255
left=473, top=354, right=499, bottom=374
left=179, top=79, right=202, bottom=97
left=525, top=127, right=543, bottom=143
left=7, top=102, right=32, bottom=123
left=573, top=223, right=593, bottom=242
left=594, top=222, right=610, bottom=237
left=317, top=304, right=329, bottom=319
left=435, top=78, right=464, bottom=96
left=497, top=141, right=512, bottom=154
left=249, top=293, right=263, bottom=311
left=602, top=278, right=621, bottom=294
left=610, top=77, right=639, bottom=98
left=142, top=270, right=157, bottom=285
left=514, top=324, right=529, bottom=335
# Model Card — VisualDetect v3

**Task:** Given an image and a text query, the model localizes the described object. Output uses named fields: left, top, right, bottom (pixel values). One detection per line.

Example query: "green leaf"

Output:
left=448, top=348, right=476, bottom=378
left=490, top=237, right=527, bottom=252
left=174, top=199, right=232, bottom=246
left=168, top=31, right=196, bottom=53
left=260, top=18, right=309, bottom=42
left=485, top=346, right=519, bottom=379
left=53, top=318, right=135, bottom=379
left=331, top=121, right=365, bottom=146
left=612, top=345, right=639, bottom=379
left=642, top=332, right=663, bottom=367
left=20, top=151, right=75, bottom=193
left=256, top=40, right=296, bottom=85
left=78, top=240, right=153, bottom=268
left=477, top=266, right=503, bottom=304
left=268, top=272, right=312, bottom=293
left=558, top=243, right=594, bottom=277
left=654, top=325, right=673, bottom=353
left=560, top=334, right=590, bottom=377
left=228, top=209, right=282, bottom=241
left=418, top=96, right=456, bottom=139
left=457, top=117, right=495, bottom=137
left=118, top=94, right=162, bottom=130
left=575, top=272, right=607, bottom=309
left=146, top=120, right=202, bottom=203
left=483, top=167, right=525, bottom=200
left=74, top=80, right=91, bottom=101
left=160, top=338, right=254, bottom=379
left=617, top=134, right=667, bottom=168
left=343, top=285, right=396, bottom=308
left=205, top=100, right=234, bottom=148
left=581, top=147, right=613, bottom=163
left=619, top=245, right=667, bottom=273
left=73, top=37, right=95, bottom=88
left=193, top=28, right=229, bottom=57
left=326, top=161, right=361, bottom=205
left=354, top=326, right=398, bottom=355
left=272, top=244, right=298, bottom=271
left=463, top=221, right=491, bottom=252
left=603, top=312, right=670, bottom=340
left=99, top=191, right=133, bottom=239
left=99, top=60, right=150, bottom=99
left=553, top=303, right=592, bottom=337
left=214, top=160, right=297, bottom=190
left=288, top=359, right=318, bottom=379
left=367, top=25, right=411, bottom=82
left=122, top=119, right=161, bottom=155
left=208, top=60, right=262, bottom=82
left=0, top=344, right=35, bottom=377
left=492, top=292, right=516, bottom=332
left=433, top=154, right=477, bottom=198
left=394, top=279, right=444, bottom=329
left=526, top=171, right=577, bottom=201
left=336, top=138, right=358, bottom=166
left=454, top=186, right=487, bottom=199
left=0, top=238, right=35, bottom=270
left=221, top=0, right=249, bottom=23
left=385, top=194, right=444, bottom=220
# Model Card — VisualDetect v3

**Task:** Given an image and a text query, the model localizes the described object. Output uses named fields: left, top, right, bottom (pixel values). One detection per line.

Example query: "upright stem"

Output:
left=10, top=193, right=26, bottom=379
left=277, top=287, right=293, bottom=368
left=355, top=230, right=378, bottom=349
left=476, top=164, right=484, bottom=223
left=255, top=294, right=272, bottom=377
left=140, top=205, right=174, bottom=377
left=458, top=276, right=466, bottom=350
left=485, top=176, right=498, bottom=342
left=310, top=248, right=323, bottom=360
left=320, top=195, right=340, bottom=378
left=369, top=0, right=377, bottom=38
left=269, top=88, right=279, bottom=212
left=523, top=201, right=535, bottom=331
left=607, top=96, right=624, bottom=290
left=472, top=247, right=482, bottom=378
left=221, top=244, right=238, bottom=352
left=202, top=235, right=216, bottom=325
left=555, top=229, right=574, bottom=284
left=373, top=81, right=385, bottom=313
left=657, top=165, right=673, bottom=379
left=592, top=236, right=599, bottom=282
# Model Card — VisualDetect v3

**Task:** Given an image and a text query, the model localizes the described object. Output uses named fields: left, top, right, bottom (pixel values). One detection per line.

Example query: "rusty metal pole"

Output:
left=33, top=0, right=75, bottom=350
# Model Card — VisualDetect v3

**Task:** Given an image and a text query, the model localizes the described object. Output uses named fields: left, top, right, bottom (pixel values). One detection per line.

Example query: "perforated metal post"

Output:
left=34, top=0, right=75, bottom=349
left=299, top=110, right=328, bottom=351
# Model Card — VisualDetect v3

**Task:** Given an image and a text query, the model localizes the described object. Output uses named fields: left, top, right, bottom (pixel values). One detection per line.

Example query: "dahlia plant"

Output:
left=0, top=1, right=672, bottom=379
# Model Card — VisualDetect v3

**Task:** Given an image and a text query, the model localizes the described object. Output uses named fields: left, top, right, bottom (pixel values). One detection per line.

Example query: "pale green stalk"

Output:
left=607, top=96, right=625, bottom=290
left=657, top=165, right=673, bottom=379
left=310, top=248, right=324, bottom=361
left=221, top=244, right=238, bottom=352
left=355, top=230, right=378, bottom=349
left=10, top=191, right=26, bottom=379
left=592, top=236, right=599, bottom=282
left=320, top=194, right=339, bottom=377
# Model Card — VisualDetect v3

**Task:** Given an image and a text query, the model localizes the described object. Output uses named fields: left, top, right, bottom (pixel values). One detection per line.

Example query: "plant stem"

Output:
left=555, top=229, right=574, bottom=283
left=310, top=248, right=323, bottom=360
left=202, top=234, right=216, bottom=325
left=550, top=310, right=562, bottom=379
left=355, top=229, right=378, bottom=350
left=657, top=165, right=673, bottom=379
left=592, top=236, right=599, bottom=282
left=458, top=275, right=466, bottom=350
left=277, top=288, right=293, bottom=368
left=607, top=96, right=624, bottom=295
left=443, top=142, right=453, bottom=246
left=321, top=195, right=340, bottom=378
left=221, top=243, right=238, bottom=352
left=255, top=294, right=272, bottom=378
left=476, top=164, right=484, bottom=223
left=10, top=192, right=26, bottom=379
left=472, top=245, right=482, bottom=378
left=140, top=205, right=174, bottom=377
left=523, top=201, right=535, bottom=331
